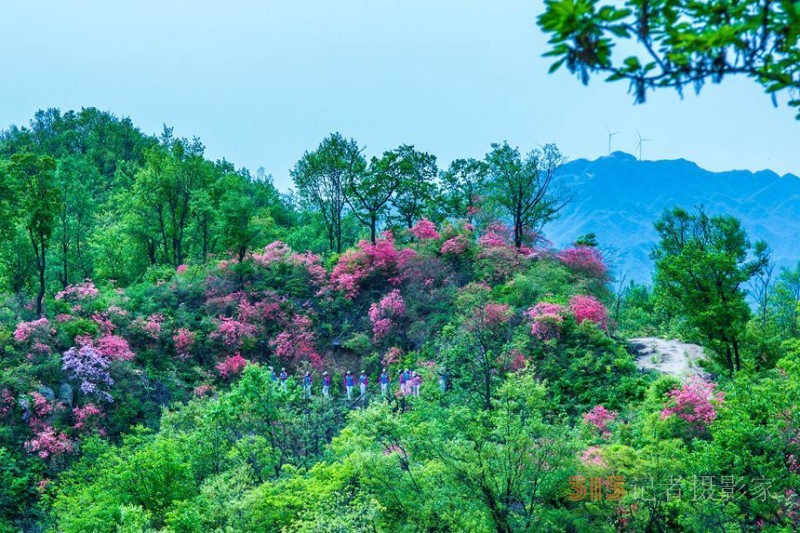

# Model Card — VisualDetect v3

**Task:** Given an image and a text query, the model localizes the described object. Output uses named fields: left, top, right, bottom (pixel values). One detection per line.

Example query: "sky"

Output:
left=2, top=0, right=799, bottom=190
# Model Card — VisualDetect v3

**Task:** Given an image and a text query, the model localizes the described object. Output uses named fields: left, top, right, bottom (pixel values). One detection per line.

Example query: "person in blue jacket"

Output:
left=322, top=372, right=331, bottom=398
left=345, top=371, right=355, bottom=399
left=379, top=369, right=390, bottom=397
left=303, top=371, right=312, bottom=398
left=279, top=368, right=288, bottom=390
left=359, top=371, right=369, bottom=396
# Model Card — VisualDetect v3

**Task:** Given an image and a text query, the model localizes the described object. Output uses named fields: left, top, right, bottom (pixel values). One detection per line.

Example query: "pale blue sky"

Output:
left=3, top=0, right=799, bottom=189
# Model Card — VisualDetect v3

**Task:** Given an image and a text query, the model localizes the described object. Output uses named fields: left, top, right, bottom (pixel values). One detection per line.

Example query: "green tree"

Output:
left=344, top=151, right=400, bottom=243
left=389, top=145, right=438, bottom=230
left=485, top=142, right=567, bottom=248
left=439, top=158, right=489, bottom=223
left=538, top=0, right=800, bottom=117
left=652, top=207, right=770, bottom=373
left=771, top=262, right=800, bottom=338
left=291, top=133, right=365, bottom=253
left=4, top=152, right=60, bottom=316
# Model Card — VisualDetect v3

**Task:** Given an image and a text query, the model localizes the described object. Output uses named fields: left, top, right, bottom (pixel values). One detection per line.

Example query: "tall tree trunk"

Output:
left=369, top=215, right=377, bottom=244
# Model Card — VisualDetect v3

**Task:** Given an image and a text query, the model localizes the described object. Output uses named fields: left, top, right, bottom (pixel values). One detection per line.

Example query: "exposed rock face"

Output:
left=629, top=337, right=706, bottom=378
left=59, top=383, right=74, bottom=407
left=37, top=385, right=55, bottom=402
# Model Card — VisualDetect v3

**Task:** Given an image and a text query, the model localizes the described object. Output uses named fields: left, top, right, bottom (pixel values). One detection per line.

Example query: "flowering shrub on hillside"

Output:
left=369, top=290, right=406, bottom=340
left=270, top=314, right=322, bottom=367
left=580, top=446, right=607, bottom=468
left=440, top=234, right=469, bottom=255
left=252, top=241, right=327, bottom=286
left=216, top=353, right=250, bottom=379
left=583, top=405, right=618, bottom=438
left=24, top=426, right=73, bottom=460
left=72, top=403, right=104, bottom=433
left=96, top=334, right=134, bottom=361
left=661, top=377, right=724, bottom=431
left=558, top=246, right=608, bottom=280
left=211, top=317, right=257, bottom=347
left=13, top=318, right=52, bottom=343
left=569, top=295, right=608, bottom=330
left=62, top=345, right=114, bottom=402
left=55, top=280, right=99, bottom=302
left=410, top=218, right=440, bottom=240
left=525, top=302, right=565, bottom=340
left=173, top=328, right=196, bottom=359
left=330, top=232, right=415, bottom=298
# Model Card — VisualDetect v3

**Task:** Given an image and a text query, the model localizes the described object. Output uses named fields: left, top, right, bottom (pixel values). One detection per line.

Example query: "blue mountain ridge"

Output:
left=545, top=151, right=800, bottom=283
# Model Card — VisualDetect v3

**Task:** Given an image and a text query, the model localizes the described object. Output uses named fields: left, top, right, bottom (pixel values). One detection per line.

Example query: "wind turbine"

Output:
left=606, top=126, right=620, bottom=155
left=636, top=129, right=653, bottom=161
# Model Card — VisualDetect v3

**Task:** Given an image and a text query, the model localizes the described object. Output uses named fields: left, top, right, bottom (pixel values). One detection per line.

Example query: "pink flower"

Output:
left=481, top=303, right=512, bottom=326
left=368, top=290, right=406, bottom=340
left=72, top=403, right=104, bottom=432
left=329, top=234, right=415, bottom=298
left=558, top=246, right=608, bottom=281
left=525, top=302, right=565, bottom=340
left=269, top=314, right=322, bottom=367
left=193, top=384, right=214, bottom=397
left=13, top=318, right=51, bottom=343
left=383, top=347, right=403, bottom=366
left=173, top=328, right=196, bottom=359
left=211, top=317, right=257, bottom=347
left=24, top=425, right=73, bottom=460
left=661, top=377, right=724, bottom=431
left=569, top=295, right=608, bottom=330
left=176, top=264, right=188, bottom=274
left=55, top=280, right=99, bottom=302
left=96, top=334, right=134, bottom=361
left=440, top=235, right=469, bottom=255
left=410, top=218, right=440, bottom=240
left=0, top=389, right=14, bottom=418
left=217, top=353, right=250, bottom=379
left=580, top=446, right=607, bottom=468
left=583, top=405, right=618, bottom=438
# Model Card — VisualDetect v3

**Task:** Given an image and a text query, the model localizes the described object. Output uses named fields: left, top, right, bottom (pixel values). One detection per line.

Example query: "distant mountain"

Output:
left=546, top=152, right=800, bottom=283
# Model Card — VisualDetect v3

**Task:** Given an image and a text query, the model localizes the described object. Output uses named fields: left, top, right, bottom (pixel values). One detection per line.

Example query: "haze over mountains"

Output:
left=547, top=151, right=800, bottom=283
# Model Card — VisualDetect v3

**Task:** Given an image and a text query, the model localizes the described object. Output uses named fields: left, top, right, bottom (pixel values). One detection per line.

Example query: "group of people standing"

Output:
left=268, top=366, right=446, bottom=401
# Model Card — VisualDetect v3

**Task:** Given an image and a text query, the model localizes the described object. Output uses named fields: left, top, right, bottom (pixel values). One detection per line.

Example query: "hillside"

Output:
left=548, top=152, right=800, bottom=281
left=0, top=110, right=798, bottom=532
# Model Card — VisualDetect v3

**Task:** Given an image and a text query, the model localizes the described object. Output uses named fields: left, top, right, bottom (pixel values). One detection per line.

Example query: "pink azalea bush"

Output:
left=13, top=318, right=52, bottom=343
left=558, top=246, right=608, bottom=280
left=24, top=426, right=73, bottom=460
left=583, top=405, right=618, bottom=438
left=525, top=302, right=565, bottom=340
left=211, top=317, right=257, bottom=347
left=368, top=290, right=406, bottom=340
left=383, top=346, right=403, bottom=366
left=569, top=295, right=608, bottom=330
left=580, top=445, right=607, bottom=468
left=176, top=264, right=188, bottom=274
left=55, top=280, right=99, bottom=301
left=252, top=241, right=327, bottom=286
left=216, top=353, right=250, bottom=379
left=72, top=403, right=104, bottom=433
left=0, top=389, right=14, bottom=417
left=661, top=377, right=724, bottom=431
left=329, top=232, right=415, bottom=298
left=410, top=218, right=440, bottom=240
left=173, top=328, right=196, bottom=359
left=270, top=314, right=322, bottom=367
left=96, top=334, right=134, bottom=361
left=478, top=303, right=513, bottom=326
left=440, top=234, right=469, bottom=255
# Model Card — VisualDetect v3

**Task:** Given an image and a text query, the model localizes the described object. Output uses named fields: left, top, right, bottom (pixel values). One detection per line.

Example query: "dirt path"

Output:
left=629, top=337, right=706, bottom=378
